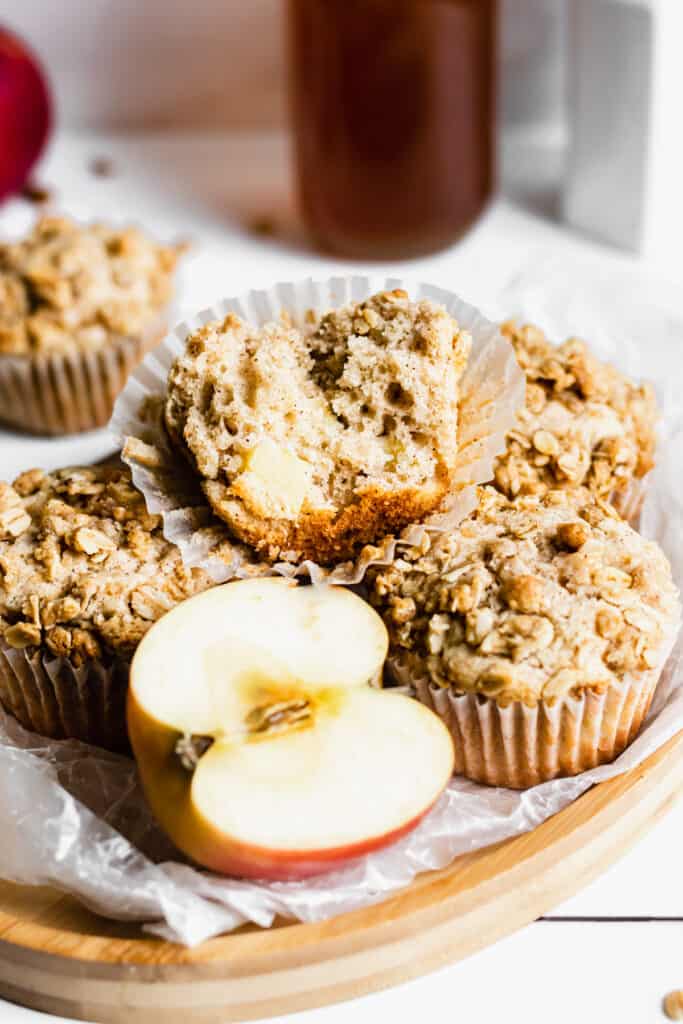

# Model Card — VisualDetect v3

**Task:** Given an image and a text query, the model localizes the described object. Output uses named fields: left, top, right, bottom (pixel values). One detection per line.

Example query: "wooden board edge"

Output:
left=0, top=731, right=680, bottom=1022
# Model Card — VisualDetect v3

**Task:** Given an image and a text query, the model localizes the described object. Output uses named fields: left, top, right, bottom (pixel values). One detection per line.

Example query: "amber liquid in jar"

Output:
left=288, top=0, right=497, bottom=259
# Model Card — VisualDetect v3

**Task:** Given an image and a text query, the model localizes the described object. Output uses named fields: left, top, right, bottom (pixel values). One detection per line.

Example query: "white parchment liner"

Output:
left=0, top=265, right=681, bottom=947
left=0, top=316, right=167, bottom=436
left=0, top=641, right=129, bottom=752
left=612, top=474, right=649, bottom=528
left=109, top=276, right=526, bottom=584
left=396, top=626, right=679, bottom=789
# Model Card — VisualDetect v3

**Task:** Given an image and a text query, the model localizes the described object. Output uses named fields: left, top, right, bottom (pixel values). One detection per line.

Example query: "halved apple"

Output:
left=128, top=578, right=454, bottom=880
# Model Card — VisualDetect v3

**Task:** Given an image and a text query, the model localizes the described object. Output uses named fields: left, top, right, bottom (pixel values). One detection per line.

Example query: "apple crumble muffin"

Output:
left=0, top=215, right=180, bottom=355
left=0, top=216, right=182, bottom=434
left=494, top=321, right=657, bottom=519
left=369, top=486, right=680, bottom=786
left=0, top=462, right=211, bottom=748
left=164, top=289, right=471, bottom=564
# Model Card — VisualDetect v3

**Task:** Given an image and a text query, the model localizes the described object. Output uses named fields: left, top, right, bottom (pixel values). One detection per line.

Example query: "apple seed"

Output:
left=245, top=698, right=311, bottom=736
left=175, top=733, right=215, bottom=771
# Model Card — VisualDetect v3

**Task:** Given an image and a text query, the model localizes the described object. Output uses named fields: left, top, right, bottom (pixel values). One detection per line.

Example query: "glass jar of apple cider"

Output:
left=287, top=0, right=497, bottom=259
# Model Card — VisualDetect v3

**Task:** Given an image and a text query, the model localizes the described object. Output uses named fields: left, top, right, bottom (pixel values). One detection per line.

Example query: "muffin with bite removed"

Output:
left=163, top=289, right=471, bottom=565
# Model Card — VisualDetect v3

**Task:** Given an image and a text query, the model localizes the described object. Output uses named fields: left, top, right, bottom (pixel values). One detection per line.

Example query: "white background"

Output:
left=2, top=0, right=566, bottom=134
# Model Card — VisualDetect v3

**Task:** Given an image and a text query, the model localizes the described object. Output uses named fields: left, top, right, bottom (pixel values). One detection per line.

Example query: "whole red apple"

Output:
left=0, top=26, right=51, bottom=201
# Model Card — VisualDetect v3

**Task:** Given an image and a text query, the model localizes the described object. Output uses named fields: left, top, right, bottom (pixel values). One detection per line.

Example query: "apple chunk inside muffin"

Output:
left=164, top=289, right=471, bottom=564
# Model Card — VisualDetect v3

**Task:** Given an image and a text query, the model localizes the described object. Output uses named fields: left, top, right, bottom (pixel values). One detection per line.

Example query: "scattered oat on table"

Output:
left=89, top=155, right=116, bottom=178
left=247, top=215, right=278, bottom=238
left=20, top=182, right=52, bottom=205
left=663, top=991, right=683, bottom=1020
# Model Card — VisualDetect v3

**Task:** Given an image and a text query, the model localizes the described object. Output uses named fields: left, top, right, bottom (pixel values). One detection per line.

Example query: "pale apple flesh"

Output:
left=128, top=578, right=455, bottom=880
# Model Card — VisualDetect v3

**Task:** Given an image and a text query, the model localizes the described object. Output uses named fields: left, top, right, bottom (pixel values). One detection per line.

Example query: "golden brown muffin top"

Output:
left=0, top=216, right=181, bottom=356
left=494, top=321, right=657, bottom=511
left=369, top=487, right=679, bottom=705
left=0, top=463, right=211, bottom=664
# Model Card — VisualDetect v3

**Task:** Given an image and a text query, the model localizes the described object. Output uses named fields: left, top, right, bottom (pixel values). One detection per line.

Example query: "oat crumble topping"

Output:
left=0, top=216, right=181, bottom=356
left=0, top=463, right=211, bottom=663
left=494, top=321, right=657, bottom=507
left=369, top=487, right=680, bottom=704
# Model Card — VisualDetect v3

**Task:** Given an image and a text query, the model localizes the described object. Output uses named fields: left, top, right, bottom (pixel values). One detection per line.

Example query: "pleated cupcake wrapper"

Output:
left=415, top=676, right=658, bottom=789
left=0, top=318, right=166, bottom=436
left=110, top=275, right=526, bottom=585
left=0, top=640, right=130, bottom=752
left=611, top=474, right=649, bottom=528
left=393, top=625, right=679, bottom=789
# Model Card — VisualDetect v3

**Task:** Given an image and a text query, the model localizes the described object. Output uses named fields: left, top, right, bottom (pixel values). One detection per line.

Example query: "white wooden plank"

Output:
left=319, top=920, right=683, bottom=1024
left=269, top=921, right=683, bottom=1024
left=547, top=795, right=683, bottom=919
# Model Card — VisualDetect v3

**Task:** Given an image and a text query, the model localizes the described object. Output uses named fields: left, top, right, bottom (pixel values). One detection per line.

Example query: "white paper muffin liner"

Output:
left=611, top=474, right=649, bottom=528
left=0, top=317, right=167, bottom=436
left=392, top=625, right=680, bottom=789
left=0, top=640, right=130, bottom=751
left=109, top=276, right=525, bottom=584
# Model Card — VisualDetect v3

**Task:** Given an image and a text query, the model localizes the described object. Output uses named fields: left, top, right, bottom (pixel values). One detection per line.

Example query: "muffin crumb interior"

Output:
left=164, top=289, right=471, bottom=562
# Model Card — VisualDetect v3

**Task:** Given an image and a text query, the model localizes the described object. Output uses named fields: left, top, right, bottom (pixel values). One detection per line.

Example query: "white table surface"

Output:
left=0, top=132, right=682, bottom=1024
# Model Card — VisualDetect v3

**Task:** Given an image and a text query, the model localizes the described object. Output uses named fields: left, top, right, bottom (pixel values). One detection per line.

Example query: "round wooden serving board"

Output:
left=1, top=731, right=682, bottom=1024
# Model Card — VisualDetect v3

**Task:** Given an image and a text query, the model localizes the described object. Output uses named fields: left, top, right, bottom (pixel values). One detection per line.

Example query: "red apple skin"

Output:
left=0, top=28, right=52, bottom=201
left=128, top=689, right=449, bottom=881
